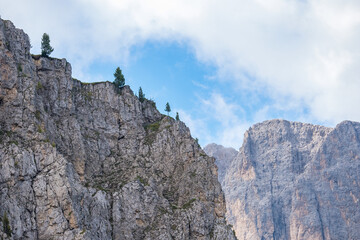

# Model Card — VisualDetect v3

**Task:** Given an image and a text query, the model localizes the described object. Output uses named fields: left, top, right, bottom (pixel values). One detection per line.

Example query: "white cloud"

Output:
left=179, top=93, right=250, bottom=149
left=1, top=0, right=360, bottom=146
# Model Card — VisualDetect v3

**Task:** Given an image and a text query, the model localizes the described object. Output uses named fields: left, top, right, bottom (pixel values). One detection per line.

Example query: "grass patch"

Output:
left=17, top=64, right=22, bottom=72
left=9, top=140, right=18, bottom=146
left=182, top=198, right=196, bottom=209
left=145, top=122, right=160, bottom=132
left=37, top=125, right=43, bottom=133
left=2, top=212, right=12, bottom=237
left=136, top=176, right=149, bottom=186
left=35, top=110, right=41, bottom=120
left=36, top=82, right=43, bottom=91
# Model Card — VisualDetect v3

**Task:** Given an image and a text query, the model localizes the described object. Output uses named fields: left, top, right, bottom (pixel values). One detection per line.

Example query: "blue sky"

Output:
left=1, top=0, right=360, bottom=149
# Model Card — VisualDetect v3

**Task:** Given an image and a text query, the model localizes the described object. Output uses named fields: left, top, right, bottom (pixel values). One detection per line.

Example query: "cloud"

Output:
left=1, top=0, right=360, bottom=142
left=179, top=93, right=251, bottom=149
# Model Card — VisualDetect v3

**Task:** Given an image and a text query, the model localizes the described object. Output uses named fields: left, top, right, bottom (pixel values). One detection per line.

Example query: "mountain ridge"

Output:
left=0, top=17, right=236, bottom=240
left=206, top=119, right=360, bottom=240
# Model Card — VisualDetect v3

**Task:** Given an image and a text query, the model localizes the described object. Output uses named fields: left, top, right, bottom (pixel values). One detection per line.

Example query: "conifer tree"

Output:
left=176, top=112, right=180, bottom=121
left=139, top=87, right=145, bottom=102
left=41, top=33, right=54, bottom=57
left=113, top=67, right=125, bottom=89
left=165, top=102, right=171, bottom=115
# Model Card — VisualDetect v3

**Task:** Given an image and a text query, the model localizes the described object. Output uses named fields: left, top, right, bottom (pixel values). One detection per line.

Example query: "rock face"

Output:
left=0, top=18, right=236, bottom=240
left=203, top=143, right=238, bottom=186
left=214, top=119, right=360, bottom=240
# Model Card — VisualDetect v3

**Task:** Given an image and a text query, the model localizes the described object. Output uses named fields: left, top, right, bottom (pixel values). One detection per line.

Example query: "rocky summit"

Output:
left=207, top=119, right=360, bottom=240
left=0, top=18, right=236, bottom=240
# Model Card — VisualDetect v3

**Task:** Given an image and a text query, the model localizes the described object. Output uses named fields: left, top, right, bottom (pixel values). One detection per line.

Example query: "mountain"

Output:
left=208, top=119, right=360, bottom=240
left=203, top=143, right=238, bottom=186
left=0, top=18, right=236, bottom=240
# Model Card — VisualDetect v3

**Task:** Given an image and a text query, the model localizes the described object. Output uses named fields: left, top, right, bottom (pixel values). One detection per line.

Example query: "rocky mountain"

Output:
left=203, top=143, right=237, bottom=186
left=0, top=18, right=236, bottom=240
left=209, top=119, right=360, bottom=240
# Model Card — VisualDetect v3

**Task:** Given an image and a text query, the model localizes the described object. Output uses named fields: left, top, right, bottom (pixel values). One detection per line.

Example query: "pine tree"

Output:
left=41, top=33, right=54, bottom=57
left=165, top=102, right=171, bottom=115
left=113, top=67, right=125, bottom=89
left=139, top=87, right=145, bottom=102
left=176, top=112, right=180, bottom=121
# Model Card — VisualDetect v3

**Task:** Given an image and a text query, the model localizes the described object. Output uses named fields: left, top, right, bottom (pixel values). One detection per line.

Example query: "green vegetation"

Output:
left=136, top=176, right=149, bottom=186
left=9, top=140, right=18, bottom=146
left=17, top=64, right=22, bottom=72
left=165, top=102, right=171, bottom=116
left=148, top=99, right=156, bottom=108
left=175, top=112, right=180, bottom=121
left=83, top=91, right=93, bottom=102
left=41, top=33, right=54, bottom=57
left=36, top=82, right=43, bottom=91
left=113, top=67, right=125, bottom=89
left=35, top=110, right=41, bottom=120
left=145, top=122, right=160, bottom=132
left=138, top=87, right=145, bottom=102
left=37, top=125, right=43, bottom=133
left=195, top=138, right=199, bottom=146
left=2, top=212, right=12, bottom=237
left=182, top=198, right=196, bottom=209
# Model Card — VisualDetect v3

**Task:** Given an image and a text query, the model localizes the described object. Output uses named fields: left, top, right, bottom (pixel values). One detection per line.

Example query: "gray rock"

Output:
left=220, top=119, right=360, bottom=240
left=0, top=18, right=236, bottom=240
left=204, top=143, right=238, bottom=186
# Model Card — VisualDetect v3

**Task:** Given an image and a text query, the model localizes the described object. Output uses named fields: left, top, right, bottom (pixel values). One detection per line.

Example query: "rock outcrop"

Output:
left=0, top=18, right=236, bottom=240
left=203, top=143, right=238, bottom=186
left=211, top=119, right=360, bottom=240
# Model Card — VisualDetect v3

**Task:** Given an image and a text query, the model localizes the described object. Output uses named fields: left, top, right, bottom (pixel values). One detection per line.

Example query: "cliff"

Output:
left=208, top=119, right=360, bottom=240
left=203, top=144, right=238, bottom=187
left=0, top=18, right=236, bottom=240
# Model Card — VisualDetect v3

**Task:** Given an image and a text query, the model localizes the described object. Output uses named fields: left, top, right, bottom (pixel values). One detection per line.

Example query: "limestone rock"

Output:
left=204, top=143, right=238, bottom=186
left=213, top=119, right=360, bottom=240
left=0, top=18, right=236, bottom=240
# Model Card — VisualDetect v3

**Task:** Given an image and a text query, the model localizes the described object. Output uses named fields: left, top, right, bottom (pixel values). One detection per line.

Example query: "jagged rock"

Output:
left=0, top=18, right=236, bottom=240
left=204, top=143, right=238, bottom=186
left=212, top=119, right=360, bottom=240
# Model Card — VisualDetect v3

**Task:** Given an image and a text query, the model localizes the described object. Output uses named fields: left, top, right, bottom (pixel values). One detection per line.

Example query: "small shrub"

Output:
left=145, top=122, right=160, bottom=132
left=136, top=176, right=149, bottom=186
left=35, top=110, right=41, bottom=120
left=36, top=82, right=43, bottom=91
left=148, top=99, right=156, bottom=108
left=17, top=64, right=22, bottom=72
left=37, top=125, right=43, bottom=133
left=182, top=198, right=196, bottom=209
left=2, top=212, right=12, bottom=237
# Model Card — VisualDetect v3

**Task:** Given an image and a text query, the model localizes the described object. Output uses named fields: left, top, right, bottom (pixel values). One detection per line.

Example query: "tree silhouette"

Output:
left=41, top=33, right=54, bottom=57
left=113, top=67, right=125, bottom=89
left=139, top=87, right=145, bottom=102
left=165, top=102, right=171, bottom=115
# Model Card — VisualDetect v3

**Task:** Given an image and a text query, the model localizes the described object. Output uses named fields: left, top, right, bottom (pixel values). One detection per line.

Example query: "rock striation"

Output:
left=0, top=18, right=236, bottom=240
left=210, top=119, right=360, bottom=240
left=203, top=143, right=238, bottom=187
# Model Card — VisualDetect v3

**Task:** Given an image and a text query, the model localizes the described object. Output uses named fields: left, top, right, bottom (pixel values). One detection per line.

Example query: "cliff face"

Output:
left=203, top=143, right=238, bottom=187
left=0, top=18, right=236, bottom=240
left=211, top=119, right=360, bottom=240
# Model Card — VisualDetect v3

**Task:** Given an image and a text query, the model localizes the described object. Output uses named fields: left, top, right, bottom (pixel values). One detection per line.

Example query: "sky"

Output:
left=1, top=0, right=360, bottom=149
